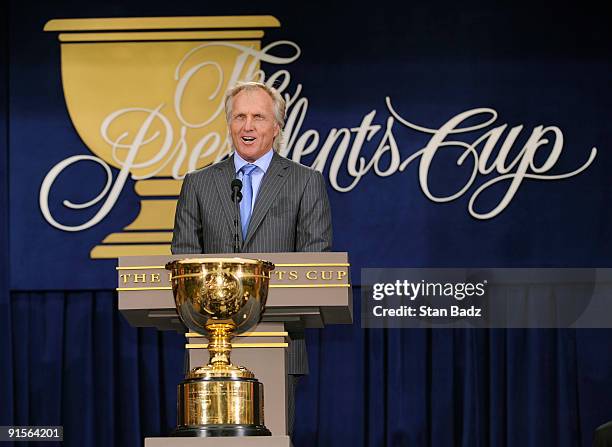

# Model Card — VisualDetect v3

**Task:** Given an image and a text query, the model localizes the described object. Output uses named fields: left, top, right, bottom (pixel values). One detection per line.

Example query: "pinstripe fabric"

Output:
left=172, top=152, right=332, bottom=256
left=171, top=151, right=333, bottom=375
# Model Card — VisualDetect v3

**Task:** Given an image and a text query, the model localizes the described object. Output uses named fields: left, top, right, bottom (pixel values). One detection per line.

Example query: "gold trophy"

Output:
left=165, top=258, right=275, bottom=437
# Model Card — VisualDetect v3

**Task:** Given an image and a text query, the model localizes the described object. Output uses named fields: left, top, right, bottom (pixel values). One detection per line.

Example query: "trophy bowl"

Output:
left=167, top=257, right=274, bottom=337
left=165, top=257, right=275, bottom=437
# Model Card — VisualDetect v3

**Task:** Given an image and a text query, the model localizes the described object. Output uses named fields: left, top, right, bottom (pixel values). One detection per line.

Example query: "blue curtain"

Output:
left=3, top=289, right=612, bottom=447
left=6, top=291, right=185, bottom=446
left=293, top=297, right=612, bottom=447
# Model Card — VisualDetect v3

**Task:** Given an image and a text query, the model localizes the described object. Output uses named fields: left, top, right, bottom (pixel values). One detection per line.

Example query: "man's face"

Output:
left=229, top=88, right=279, bottom=162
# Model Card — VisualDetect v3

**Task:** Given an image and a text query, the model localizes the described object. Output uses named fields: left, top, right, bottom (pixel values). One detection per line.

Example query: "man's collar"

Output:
left=233, top=149, right=274, bottom=174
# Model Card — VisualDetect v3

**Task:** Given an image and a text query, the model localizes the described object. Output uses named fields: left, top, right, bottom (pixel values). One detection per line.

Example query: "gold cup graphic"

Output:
left=165, top=257, right=275, bottom=437
left=43, top=16, right=280, bottom=259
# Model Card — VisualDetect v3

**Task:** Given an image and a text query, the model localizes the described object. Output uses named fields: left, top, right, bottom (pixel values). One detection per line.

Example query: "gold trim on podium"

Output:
left=186, top=332, right=288, bottom=338
left=116, top=283, right=350, bottom=291
left=186, top=343, right=289, bottom=349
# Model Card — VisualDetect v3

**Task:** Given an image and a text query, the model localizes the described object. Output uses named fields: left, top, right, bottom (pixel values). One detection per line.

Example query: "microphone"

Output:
left=231, top=178, right=243, bottom=203
left=230, top=179, right=243, bottom=253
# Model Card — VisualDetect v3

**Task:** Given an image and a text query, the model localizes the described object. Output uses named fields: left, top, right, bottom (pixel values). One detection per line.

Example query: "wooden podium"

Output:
left=117, top=252, right=353, bottom=446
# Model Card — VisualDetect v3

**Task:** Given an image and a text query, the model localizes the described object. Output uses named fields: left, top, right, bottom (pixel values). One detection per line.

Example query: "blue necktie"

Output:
left=239, top=164, right=258, bottom=239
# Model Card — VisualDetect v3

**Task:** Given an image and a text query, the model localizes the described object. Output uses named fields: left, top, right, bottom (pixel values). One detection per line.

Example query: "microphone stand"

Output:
left=230, top=179, right=243, bottom=253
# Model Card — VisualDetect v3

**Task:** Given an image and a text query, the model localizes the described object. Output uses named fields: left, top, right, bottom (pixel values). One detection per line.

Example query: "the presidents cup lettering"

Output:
left=304, top=270, right=347, bottom=281
left=120, top=272, right=168, bottom=284
left=40, top=38, right=598, bottom=234
left=118, top=267, right=348, bottom=287
left=273, top=270, right=299, bottom=280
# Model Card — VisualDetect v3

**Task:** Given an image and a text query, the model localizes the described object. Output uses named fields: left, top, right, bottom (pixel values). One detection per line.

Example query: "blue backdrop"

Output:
left=2, top=0, right=612, bottom=446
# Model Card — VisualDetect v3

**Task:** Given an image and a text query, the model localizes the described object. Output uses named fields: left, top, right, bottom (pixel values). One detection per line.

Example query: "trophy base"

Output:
left=172, top=424, right=272, bottom=437
left=176, top=375, right=270, bottom=436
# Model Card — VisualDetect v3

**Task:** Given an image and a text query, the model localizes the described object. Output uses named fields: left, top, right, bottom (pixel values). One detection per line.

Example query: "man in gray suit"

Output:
left=171, top=81, right=332, bottom=433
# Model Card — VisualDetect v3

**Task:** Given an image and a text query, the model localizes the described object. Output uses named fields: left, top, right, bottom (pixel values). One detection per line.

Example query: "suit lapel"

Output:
left=243, top=152, right=290, bottom=247
left=212, top=155, right=241, bottom=240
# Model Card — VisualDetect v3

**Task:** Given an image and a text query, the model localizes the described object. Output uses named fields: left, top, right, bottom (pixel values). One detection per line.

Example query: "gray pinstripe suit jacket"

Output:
left=171, top=151, right=333, bottom=374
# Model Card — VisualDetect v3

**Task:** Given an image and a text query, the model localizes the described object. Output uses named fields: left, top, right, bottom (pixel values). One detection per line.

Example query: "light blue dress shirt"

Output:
left=233, top=149, right=274, bottom=212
